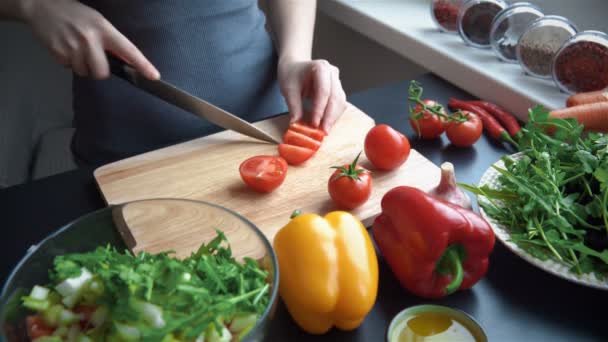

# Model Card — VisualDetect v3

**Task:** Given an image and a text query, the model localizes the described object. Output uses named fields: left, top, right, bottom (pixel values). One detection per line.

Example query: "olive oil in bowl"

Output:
left=387, top=305, right=487, bottom=342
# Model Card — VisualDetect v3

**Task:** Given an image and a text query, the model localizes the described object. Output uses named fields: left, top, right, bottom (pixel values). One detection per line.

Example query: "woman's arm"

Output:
left=265, top=0, right=314, bottom=62
left=266, top=0, right=347, bottom=132
left=0, top=0, right=159, bottom=80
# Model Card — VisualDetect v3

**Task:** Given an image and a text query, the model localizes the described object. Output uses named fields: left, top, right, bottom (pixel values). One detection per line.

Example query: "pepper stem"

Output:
left=500, top=131, right=520, bottom=149
left=436, top=244, right=465, bottom=295
left=290, top=209, right=302, bottom=219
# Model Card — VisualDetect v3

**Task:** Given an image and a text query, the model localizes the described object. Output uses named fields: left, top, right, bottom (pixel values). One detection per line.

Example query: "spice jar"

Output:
left=431, top=0, right=465, bottom=33
left=490, top=2, right=544, bottom=63
left=458, top=0, right=508, bottom=48
left=516, top=15, right=578, bottom=78
left=553, top=30, right=608, bottom=94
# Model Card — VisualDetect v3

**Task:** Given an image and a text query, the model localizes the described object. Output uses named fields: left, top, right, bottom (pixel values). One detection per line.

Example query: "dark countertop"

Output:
left=1, top=74, right=606, bottom=341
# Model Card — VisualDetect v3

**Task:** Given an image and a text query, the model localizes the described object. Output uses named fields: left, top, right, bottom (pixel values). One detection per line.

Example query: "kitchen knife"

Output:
left=107, top=55, right=281, bottom=144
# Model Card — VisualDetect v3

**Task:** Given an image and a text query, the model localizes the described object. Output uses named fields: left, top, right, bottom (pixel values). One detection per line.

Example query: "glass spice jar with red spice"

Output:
left=552, top=31, right=608, bottom=94
left=431, top=0, right=465, bottom=33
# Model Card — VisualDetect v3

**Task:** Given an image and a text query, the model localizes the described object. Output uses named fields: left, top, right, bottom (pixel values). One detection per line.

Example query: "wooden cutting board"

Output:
left=94, top=104, right=440, bottom=253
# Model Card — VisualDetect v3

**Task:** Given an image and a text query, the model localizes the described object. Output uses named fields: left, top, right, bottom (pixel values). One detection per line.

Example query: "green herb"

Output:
left=462, top=106, right=608, bottom=278
left=35, top=230, right=269, bottom=341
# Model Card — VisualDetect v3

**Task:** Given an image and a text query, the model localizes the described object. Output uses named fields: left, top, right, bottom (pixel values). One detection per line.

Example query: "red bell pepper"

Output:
left=372, top=186, right=495, bottom=299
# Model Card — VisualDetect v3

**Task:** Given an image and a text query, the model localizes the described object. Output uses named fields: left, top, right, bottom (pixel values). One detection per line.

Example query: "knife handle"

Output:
left=107, top=54, right=135, bottom=84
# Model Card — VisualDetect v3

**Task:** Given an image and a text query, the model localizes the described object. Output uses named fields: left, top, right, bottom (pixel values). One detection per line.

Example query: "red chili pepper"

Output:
left=468, top=100, right=521, bottom=137
left=448, top=98, right=517, bottom=147
left=372, top=186, right=495, bottom=299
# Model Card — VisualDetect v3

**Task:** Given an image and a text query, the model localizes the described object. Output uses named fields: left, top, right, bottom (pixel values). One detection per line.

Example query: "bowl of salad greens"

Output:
left=0, top=198, right=279, bottom=342
left=463, top=106, right=608, bottom=289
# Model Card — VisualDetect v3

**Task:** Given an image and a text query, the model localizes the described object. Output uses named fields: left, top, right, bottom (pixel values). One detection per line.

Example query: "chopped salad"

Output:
left=20, top=231, right=271, bottom=342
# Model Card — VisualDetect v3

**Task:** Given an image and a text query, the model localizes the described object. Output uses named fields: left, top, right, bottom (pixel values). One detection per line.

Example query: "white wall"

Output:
left=313, top=11, right=427, bottom=94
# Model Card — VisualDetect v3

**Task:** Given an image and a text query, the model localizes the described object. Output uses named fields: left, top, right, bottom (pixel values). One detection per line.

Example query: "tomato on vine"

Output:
left=408, top=81, right=473, bottom=145
left=445, top=111, right=483, bottom=147
left=409, top=99, right=447, bottom=139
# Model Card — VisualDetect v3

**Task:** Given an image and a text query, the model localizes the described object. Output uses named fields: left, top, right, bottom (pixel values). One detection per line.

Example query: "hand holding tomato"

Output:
left=365, top=124, right=411, bottom=170
left=445, top=111, right=483, bottom=147
left=328, top=153, right=372, bottom=210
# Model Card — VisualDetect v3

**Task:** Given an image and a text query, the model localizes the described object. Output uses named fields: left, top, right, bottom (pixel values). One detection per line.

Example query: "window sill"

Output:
left=319, top=0, right=569, bottom=119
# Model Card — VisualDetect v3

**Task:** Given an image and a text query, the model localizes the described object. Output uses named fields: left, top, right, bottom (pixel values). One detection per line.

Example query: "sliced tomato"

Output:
left=239, top=155, right=288, bottom=193
left=288, top=122, right=326, bottom=142
left=278, top=144, right=316, bottom=166
left=283, top=130, right=321, bottom=151
left=26, top=315, right=54, bottom=340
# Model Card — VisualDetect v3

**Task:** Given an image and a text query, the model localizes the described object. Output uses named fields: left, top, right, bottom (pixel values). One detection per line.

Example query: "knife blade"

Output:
left=107, top=55, right=281, bottom=144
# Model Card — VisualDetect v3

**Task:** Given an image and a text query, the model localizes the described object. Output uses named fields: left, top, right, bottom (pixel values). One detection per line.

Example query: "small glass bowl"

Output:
left=458, top=0, right=508, bottom=48
left=516, top=15, right=578, bottom=79
left=386, top=305, right=488, bottom=342
left=431, top=0, right=466, bottom=33
left=490, top=2, right=544, bottom=63
left=552, top=30, right=608, bottom=94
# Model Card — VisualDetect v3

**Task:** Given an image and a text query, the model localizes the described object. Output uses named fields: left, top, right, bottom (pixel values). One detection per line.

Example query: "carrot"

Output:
left=468, top=101, right=521, bottom=137
left=566, top=89, right=608, bottom=107
left=550, top=102, right=608, bottom=132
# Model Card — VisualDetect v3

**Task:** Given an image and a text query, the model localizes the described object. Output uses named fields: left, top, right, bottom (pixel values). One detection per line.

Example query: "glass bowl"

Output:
left=490, top=2, right=544, bottom=63
left=552, top=30, right=608, bottom=94
left=0, top=198, right=279, bottom=342
left=386, top=305, right=488, bottom=342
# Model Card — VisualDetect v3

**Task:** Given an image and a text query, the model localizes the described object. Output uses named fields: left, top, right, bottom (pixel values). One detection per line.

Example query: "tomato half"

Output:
left=239, top=156, right=288, bottom=193
left=364, top=124, right=411, bottom=171
left=278, top=144, right=315, bottom=166
left=445, top=111, right=483, bottom=147
left=409, top=100, right=447, bottom=139
left=26, top=315, right=54, bottom=340
left=288, top=122, right=326, bottom=142
left=328, top=157, right=372, bottom=210
left=283, top=130, right=322, bottom=151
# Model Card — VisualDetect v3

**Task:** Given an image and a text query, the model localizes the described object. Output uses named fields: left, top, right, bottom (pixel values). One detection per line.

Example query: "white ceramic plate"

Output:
left=478, top=153, right=608, bottom=290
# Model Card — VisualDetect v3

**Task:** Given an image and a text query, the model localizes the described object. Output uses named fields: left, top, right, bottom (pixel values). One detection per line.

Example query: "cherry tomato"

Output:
left=74, top=305, right=97, bottom=330
left=364, top=124, right=411, bottom=170
left=445, top=111, right=483, bottom=147
left=328, top=154, right=372, bottom=210
left=288, top=122, right=326, bottom=142
left=409, top=100, right=447, bottom=139
left=278, top=144, right=315, bottom=166
left=26, top=315, right=54, bottom=340
left=239, top=156, right=288, bottom=193
left=283, top=130, right=321, bottom=151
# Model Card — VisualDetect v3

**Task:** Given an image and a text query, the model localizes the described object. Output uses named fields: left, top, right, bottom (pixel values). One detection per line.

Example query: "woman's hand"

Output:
left=21, top=0, right=159, bottom=80
left=278, top=57, right=347, bottom=133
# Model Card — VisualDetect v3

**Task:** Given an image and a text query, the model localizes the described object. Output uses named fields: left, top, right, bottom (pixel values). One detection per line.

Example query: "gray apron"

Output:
left=72, top=0, right=287, bottom=165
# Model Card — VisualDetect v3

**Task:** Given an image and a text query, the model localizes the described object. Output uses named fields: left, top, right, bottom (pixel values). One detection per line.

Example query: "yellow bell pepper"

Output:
left=273, top=211, right=379, bottom=334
